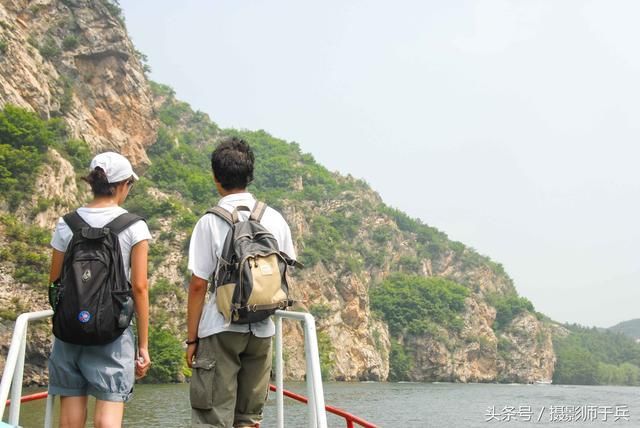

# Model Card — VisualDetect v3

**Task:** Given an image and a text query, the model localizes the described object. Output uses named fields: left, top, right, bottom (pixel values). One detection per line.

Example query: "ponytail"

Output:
left=82, top=167, right=118, bottom=196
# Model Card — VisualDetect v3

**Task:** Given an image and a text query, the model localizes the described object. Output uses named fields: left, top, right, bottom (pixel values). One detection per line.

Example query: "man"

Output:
left=186, top=136, right=297, bottom=428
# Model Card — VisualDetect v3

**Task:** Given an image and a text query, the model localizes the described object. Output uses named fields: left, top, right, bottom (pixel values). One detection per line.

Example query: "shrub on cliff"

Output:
left=370, top=273, right=468, bottom=336
left=487, top=293, right=535, bottom=331
left=0, top=104, right=91, bottom=208
left=0, top=105, right=57, bottom=207
left=389, top=342, right=413, bottom=381
left=0, top=214, right=50, bottom=286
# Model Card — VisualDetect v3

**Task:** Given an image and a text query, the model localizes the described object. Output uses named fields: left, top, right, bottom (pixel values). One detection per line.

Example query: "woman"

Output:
left=48, top=152, right=151, bottom=428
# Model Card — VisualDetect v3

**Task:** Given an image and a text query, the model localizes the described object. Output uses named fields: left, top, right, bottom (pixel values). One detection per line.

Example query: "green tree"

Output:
left=317, top=331, right=335, bottom=380
left=143, top=326, right=184, bottom=383
left=0, top=105, right=73, bottom=207
left=553, top=324, right=640, bottom=385
left=553, top=346, right=598, bottom=385
left=487, top=294, right=535, bottom=331
left=370, top=273, right=468, bottom=336
left=389, top=342, right=413, bottom=381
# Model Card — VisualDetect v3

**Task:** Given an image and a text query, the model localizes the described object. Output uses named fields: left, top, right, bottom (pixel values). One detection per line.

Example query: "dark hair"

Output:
left=82, top=167, right=118, bottom=196
left=211, top=137, right=254, bottom=190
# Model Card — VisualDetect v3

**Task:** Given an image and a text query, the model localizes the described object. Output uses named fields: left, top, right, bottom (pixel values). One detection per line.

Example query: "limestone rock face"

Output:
left=403, top=297, right=554, bottom=383
left=0, top=0, right=156, bottom=386
left=271, top=184, right=557, bottom=383
left=284, top=262, right=391, bottom=381
left=403, top=299, right=499, bottom=383
left=0, top=262, right=51, bottom=387
left=496, top=312, right=555, bottom=383
left=15, top=149, right=84, bottom=227
left=0, top=0, right=156, bottom=166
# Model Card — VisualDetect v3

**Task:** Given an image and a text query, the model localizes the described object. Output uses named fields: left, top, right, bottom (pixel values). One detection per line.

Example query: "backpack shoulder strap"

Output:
left=206, top=206, right=242, bottom=225
left=62, top=211, right=89, bottom=233
left=250, top=201, right=268, bottom=222
left=106, top=213, right=145, bottom=235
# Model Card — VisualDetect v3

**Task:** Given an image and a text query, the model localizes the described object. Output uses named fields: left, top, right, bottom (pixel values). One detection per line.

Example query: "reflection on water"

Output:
left=9, top=382, right=640, bottom=427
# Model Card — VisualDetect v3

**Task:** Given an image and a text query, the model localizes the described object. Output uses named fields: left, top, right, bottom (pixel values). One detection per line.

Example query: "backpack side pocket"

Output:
left=112, top=289, right=134, bottom=328
left=48, top=280, right=62, bottom=312
left=215, top=283, right=236, bottom=323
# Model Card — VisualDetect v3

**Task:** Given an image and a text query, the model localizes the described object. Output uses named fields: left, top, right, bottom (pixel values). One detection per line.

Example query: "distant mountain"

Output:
left=609, top=319, right=640, bottom=340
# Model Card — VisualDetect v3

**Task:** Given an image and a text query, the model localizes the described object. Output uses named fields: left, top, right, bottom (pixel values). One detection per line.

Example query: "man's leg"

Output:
left=234, top=335, right=272, bottom=428
left=191, top=332, right=249, bottom=427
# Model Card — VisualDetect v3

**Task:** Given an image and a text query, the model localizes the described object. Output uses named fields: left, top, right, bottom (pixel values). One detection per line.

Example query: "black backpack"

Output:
left=50, top=211, right=143, bottom=345
left=208, top=201, right=299, bottom=324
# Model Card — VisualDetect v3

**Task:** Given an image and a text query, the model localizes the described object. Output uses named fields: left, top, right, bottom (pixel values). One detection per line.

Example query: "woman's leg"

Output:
left=59, top=396, right=88, bottom=428
left=94, top=400, right=125, bottom=428
left=81, top=329, right=133, bottom=428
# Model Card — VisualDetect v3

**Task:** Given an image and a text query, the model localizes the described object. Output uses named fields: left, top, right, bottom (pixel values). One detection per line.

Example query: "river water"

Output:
left=11, top=382, right=640, bottom=427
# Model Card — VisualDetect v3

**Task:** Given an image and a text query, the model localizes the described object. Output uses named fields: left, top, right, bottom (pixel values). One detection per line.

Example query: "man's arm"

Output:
left=186, top=274, right=208, bottom=368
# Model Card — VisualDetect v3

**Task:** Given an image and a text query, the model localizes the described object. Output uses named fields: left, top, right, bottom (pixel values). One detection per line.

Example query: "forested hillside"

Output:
left=1, top=0, right=639, bottom=387
left=133, top=83, right=557, bottom=383
left=0, top=86, right=553, bottom=383
left=553, top=324, right=640, bottom=385
left=609, top=319, right=640, bottom=341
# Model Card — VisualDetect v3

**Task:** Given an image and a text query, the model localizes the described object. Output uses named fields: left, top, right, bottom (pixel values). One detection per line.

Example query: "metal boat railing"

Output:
left=273, top=309, right=328, bottom=428
left=0, top=309, right=54, bottom=427
left=1, top=310, right=375, bottom=428
left=267, top=384, right=377, bottom=428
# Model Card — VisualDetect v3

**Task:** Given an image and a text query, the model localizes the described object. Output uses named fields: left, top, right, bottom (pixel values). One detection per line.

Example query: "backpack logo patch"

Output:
left=82, top=269, right=91, bottom=282
left=78, top=311, right=91, bottom=323
left=259, top=263, right=273, bottom=275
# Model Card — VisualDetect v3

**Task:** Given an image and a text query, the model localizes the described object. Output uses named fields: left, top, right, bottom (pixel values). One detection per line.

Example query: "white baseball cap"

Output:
left=89, top=152, right=139, bottom=183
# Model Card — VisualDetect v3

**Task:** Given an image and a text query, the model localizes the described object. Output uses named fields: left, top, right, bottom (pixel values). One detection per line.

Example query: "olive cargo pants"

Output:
left=190, top=331, right=272, bottom=428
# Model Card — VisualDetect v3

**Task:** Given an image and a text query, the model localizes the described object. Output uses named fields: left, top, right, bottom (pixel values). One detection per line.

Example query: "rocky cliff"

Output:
left=0, top=0, right=156, bottom=165
left=0, top=0, right=555, bottom=386
left=0, top=0, right=156, bottom=383
left=278, top=191, right=554, bottom=382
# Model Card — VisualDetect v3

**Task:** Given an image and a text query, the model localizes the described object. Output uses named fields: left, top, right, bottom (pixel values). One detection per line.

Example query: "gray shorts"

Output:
left=48, top=327, right=135, bottom=402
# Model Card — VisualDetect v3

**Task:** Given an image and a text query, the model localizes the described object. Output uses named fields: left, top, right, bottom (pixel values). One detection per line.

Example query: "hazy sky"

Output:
left=120, top=0, right=639, bottom=328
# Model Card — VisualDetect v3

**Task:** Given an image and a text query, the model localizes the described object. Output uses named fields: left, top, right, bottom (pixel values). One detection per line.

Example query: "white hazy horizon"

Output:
left=120, top=0, right=640, bottom=328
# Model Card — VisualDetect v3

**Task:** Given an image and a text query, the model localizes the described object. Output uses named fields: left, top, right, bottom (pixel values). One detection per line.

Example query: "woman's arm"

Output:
left=130, top=240, right=150, bottom=378
left=49, top=249, right=65, bottom=283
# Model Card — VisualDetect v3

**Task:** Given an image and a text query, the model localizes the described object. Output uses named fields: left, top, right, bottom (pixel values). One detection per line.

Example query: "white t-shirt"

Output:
left=188, top=193, right=297, bottom=338
left=51, top=206, right=152, bottom=280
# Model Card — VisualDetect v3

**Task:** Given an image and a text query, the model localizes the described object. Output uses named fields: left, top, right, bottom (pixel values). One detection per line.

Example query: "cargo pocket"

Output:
left=190, top=358, right=216, bottom=409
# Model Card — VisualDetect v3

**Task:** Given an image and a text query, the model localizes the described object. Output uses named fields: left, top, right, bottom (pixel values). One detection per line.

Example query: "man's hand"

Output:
left=186, top=343, right=198, bottom=368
